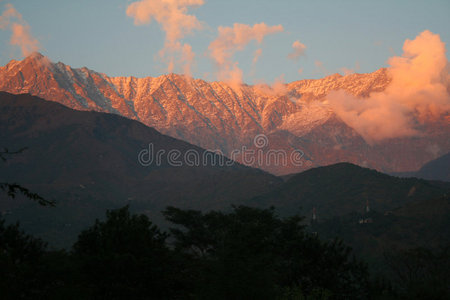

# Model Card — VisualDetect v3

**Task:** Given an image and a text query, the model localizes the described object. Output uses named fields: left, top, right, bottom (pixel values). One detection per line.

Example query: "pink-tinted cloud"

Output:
left=340, top=67, right=353, bottom=75
left=271, top=74, right=288, bottom=95
left=10, top=23, right=39, bottom=56
left=249, top=48, right=263, bottom=78
left=314, top=60, right=330, bottom=76
left=208, top=22, right=283, bottom=84
left=0, top=3, right=21, bottom=29
left=0, top=3, right=39, bottom=56
left=126, top=0, right=204, bottom=73
left=340, top=62, right=360, bottom=75
left=288, top=40, right=306, bottom=60
left=126, top=0, right=203, bottom=44
left=254, top=74, right=288, bottom=97
left=181, top=43, right=195, bottom=76
left=252, top=48, right=263, bottom=64
left=328, top=30, right=450, bottom=144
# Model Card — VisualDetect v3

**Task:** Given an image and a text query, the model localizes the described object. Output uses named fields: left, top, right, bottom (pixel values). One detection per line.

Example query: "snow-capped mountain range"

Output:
left=1, top=52, right=449, bottom=175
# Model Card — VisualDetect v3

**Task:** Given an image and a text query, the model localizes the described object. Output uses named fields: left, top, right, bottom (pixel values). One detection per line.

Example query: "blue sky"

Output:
left=0, top=0, right=449, bottom=84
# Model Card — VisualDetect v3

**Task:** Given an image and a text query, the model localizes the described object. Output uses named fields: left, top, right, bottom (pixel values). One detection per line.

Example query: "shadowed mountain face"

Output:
left=394, top=152, right=450, bottom=182
left=315, top=194, right=450, bottom=274
left=1, top=53, right=449, bottom=175
left=392, top=152, right=450, bottom=182
left=253, top=166, right=450, bottom=273
left=0, top=92, right=281, bottom=247
left=415, top=152, right=450, bottom=182
left=251, top=162, right=450, bottom=220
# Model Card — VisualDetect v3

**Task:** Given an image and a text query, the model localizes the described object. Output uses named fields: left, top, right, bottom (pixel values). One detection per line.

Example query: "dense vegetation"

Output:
left=0, top=206, right=363, bottom=299
left=1, top=205, right=449, bottom=299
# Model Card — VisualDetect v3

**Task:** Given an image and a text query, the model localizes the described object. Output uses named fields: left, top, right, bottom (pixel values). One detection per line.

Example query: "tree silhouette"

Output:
left=0, top=147, right=54, bottom=206
left=164, top=205, right=370, bottom=299
left=73, top=206, right=182, bottom=299
left=384, top=246, right=450, bottom=298
left=0, top=218, right=49, bottom=299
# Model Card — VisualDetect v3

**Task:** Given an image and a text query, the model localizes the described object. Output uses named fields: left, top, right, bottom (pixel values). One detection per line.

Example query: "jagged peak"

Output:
left=287, top=67, right=389, bottom=86
left=20, top=53, right=98, bottom=77
left=27, top=51, right=44, bottom=59
left=17, top=52, right=53, bottom=69
left=163, top=73, right=189, bottom=82
left=343, top=67, right=389, bottom=78
left=2, top=53, right=391, bottom=89
left=0, top=52, right=54, bottom=74
left=328, top=73, right=343, bottom=79
left=23, top=51, right=50, bottom=63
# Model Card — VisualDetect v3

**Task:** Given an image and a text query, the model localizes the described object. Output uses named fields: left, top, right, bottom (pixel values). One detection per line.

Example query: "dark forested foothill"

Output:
left=3, top=205, right=448, bottom=299
left=0, top=206, right=369, bottom=299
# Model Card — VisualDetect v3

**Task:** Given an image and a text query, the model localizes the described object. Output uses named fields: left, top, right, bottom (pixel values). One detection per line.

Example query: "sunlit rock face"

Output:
left=1, top=53, right=449, bottom=175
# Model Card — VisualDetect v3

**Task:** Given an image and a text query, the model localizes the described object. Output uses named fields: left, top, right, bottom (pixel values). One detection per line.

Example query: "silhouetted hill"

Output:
left=251, top=162, right=450, bottom=219
left=250, top=163, right=450, bottom=274
left=413, top=152, right=450, bottom=182
left=392, top=152, right=450, bottom=182
left=315, top=194, right=450, bottom=274
left=0, top=92, right=281, bottom=247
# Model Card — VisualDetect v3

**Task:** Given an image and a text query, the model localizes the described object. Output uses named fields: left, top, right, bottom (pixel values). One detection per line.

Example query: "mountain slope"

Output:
left=253, top=163, right=450, bottom=274
left=411, top=152, right=450, bottom=182
left=250, top=163, right=450, bottom=219
left=0, top=92, right=281, bottom=247
left=1, top=53, right=449, bottom=175
left=314, top=194, right=450, bottom=274
left=393, top=152, right=450, bottom=182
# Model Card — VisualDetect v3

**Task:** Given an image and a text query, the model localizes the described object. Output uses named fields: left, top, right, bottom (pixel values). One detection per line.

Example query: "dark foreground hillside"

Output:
left=2, top=205, right=449, bottom=299
left=314, top=194, right=450, bottom=273
left=251, top=162, right=450, bottom=219
left=251, top=163, right=450, bottom=276
left=0, top=92, right=281, bottom=247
